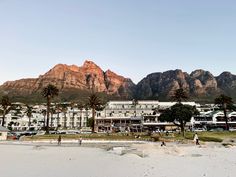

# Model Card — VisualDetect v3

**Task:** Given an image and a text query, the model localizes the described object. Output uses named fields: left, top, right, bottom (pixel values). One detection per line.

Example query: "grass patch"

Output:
left=22, top=133, right=151, bottom=141
left=199, top=136, right=223, bottom=142
left=156, top=131, right=235, bottom=143
left=21, top=131, right=236, bottom=143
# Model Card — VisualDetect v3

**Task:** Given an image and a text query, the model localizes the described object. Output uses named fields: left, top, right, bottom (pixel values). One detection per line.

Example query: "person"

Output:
left=193, top=133, right=200, bottom=145
left=161, top=141, right=166, bottom=146
left=58, top=135, right=62, bottom=145
left=79, top=137, right=82, bottom=146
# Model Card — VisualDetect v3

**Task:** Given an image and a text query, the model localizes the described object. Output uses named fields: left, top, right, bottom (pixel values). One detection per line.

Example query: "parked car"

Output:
left=229, top=127, right=236, bottom=132
left=7, top=132, right=18, bottom=140
left=57, top=130, right=67, bottom=134
left=36, top=131, right=46, bottom=135
left=209, top=128, right=224, bottom=132
left=194, top=128, right=207, bottom=132
left=20, top=131, right=37, bottom=136
left=80, top=130, right=92, bottom=134
left=49, top=131, right=58, bottom=134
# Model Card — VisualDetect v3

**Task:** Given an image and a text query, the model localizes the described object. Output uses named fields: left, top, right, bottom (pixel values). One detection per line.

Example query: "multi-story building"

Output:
left=192, top=110, right=236, bottom=130
left=95, top=100, right=199, bottom=132
left=0, top=103, right=92, bottom=131
left=1, top=100, right=234, bottom=132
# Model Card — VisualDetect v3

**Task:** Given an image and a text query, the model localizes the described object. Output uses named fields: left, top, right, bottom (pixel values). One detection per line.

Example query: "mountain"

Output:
left=135, top=69, right=236, bottom=102
left=0, top=60, right=135, bottom=102
left=216, top=72, right=236, bottom=97
left=1, top=61, right=236, bottom=103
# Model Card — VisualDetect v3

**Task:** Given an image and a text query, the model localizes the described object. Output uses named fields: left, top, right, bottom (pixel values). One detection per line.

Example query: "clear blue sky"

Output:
left=0, top=0, right=236, bottom=84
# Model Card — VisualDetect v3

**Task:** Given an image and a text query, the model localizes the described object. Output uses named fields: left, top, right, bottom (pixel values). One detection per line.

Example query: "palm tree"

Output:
left=55, top=103, right=62, bottom=129
left=0, top=95, right=11, bottom=127
left=41, top=109, right=47, bottom=128
left=70, top=102, right=76, bottom=129
left=132, top=99, right=138, bottom=117
left=171, top=87, right=188, bottom=104
left=87, top=93, right=103, bottom=132
left=25, top=105, right=33, bottom=129
left=50, top=106, right=56, bottom=128
left=77, top=102, right=84, bottom=129
left=215, top=94, right=234, bottom=131
left=42, top=84, right=59, bottom=133
left=85, top=104, right=89, bottom=127
left=60, top=103, right=68, bottom=129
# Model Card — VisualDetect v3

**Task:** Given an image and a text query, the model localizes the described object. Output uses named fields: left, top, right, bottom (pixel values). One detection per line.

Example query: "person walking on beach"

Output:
left=193, top=133, right=200, bottom=145
left=58, top=135, right=62, bottom=145
left=161, top=140, right=166, bottom=146
left=78, top=137, right=82, bottom=146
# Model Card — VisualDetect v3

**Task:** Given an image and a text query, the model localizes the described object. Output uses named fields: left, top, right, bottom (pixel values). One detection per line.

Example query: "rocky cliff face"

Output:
left=215, top=72, right=236, bottom=97
left=189, top=69, right=218, bottom=95
left=0, top=60, right=135, bottom=98
left=136, top=69, right=221, bottom=100
left=1, top=61, right=236, bottom=102
left=216, top=72, right=236, bottom=90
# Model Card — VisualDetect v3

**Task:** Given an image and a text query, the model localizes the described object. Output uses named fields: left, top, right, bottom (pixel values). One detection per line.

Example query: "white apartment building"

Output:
left=192, top=110, right=236, bottom=130
left=0, top=103, right=92, bottom=131
left=2, top=100, right=233, bottom=132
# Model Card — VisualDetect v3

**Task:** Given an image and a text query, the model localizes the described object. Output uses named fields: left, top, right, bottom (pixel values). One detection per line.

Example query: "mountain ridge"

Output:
left=1, top=61, right=236, bottom=103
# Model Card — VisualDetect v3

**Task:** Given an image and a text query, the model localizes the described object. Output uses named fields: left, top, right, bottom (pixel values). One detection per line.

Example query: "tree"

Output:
left=70, top=102, right=76, bottom=129
left=215, top=94, right=235, bottom=131
left=25, top=105, right=33, bottom=129
left=0, top=95, right=11, bottom=127
left=55, top=103, right=62, bottom=129
left=50, top=106, right=56, bottom=128
left=159, top=103, right=199, bottom=137
left=41, top=109, right=47, bottom=128
left=60, top=103, right=68, bottom=129
left=77, top=102, right=85, bottom=129
left=171, top=88, right=188, bottom=103
left=87, top=117, right=94, bottom=130
left=42, top=84, right=59, bottom=133
left=87, top=93, right=104, bottom=132
left=132, top=99, right=138, bottom=117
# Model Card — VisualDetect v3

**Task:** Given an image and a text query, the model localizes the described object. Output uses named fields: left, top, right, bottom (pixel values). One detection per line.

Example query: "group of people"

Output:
left=160, top=132, right=200, bottom=147
left=57, top=133, right=200, bottom=147
left=57, top=135, right=83, bottom=146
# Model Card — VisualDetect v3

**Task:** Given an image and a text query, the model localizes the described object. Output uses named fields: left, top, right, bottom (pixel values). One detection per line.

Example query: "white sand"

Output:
left=0, top=141, right=236, bottom=177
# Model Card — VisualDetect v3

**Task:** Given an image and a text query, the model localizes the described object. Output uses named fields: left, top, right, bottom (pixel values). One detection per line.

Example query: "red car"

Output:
left=7, top=132, right=18, bottom=140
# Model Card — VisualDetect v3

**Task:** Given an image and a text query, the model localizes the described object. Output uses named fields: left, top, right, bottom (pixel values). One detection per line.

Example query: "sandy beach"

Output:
left=0, top=141, right=236, bottom=177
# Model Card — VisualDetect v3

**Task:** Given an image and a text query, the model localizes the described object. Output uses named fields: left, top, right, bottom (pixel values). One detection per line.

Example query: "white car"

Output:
left=36, top=131, right=46, bottom=135
left=194, top=128, right=206, bottom=132
left=229, top=128, right=236, bottom=132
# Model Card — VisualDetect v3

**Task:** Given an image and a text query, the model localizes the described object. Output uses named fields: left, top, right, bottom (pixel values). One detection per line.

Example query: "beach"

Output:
left=0, top=141, right=236, bottom=177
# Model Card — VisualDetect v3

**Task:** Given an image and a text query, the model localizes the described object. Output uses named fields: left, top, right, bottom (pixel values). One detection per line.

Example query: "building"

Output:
left=2, top=100, right=234, bottom=132
left=192, top=110, right=236, bottom=130
left=1, top=103, right=92, bottom=131
left=0, top=126, right=9, bottom=140
left=95, top=100, right=199, bottom=132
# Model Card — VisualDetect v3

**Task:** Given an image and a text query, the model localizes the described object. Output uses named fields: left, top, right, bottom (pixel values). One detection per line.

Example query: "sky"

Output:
left=0, top=0, right=236, bottom=84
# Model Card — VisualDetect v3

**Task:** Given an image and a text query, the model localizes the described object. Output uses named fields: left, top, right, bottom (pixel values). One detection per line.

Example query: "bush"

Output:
left=151, top=134, right=160, bottom=142
left=199, top=136, right=223, bottom=142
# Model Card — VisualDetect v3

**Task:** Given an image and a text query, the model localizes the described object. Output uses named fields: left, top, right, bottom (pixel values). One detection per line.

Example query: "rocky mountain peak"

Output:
left=105, top=69, right=123, bottom=79
left=216, top=72, right=236, bottom=90
left=82, top=60, right=101, bottom=70
left=218, top=71, right=234, bottom=77
left=0, top=60, right=135, bottom=99
left=68, top=65, right=80, bottom=72
left=0, top=60, right=236, bottom=102
left=190, top=69, right=213, bottom=78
